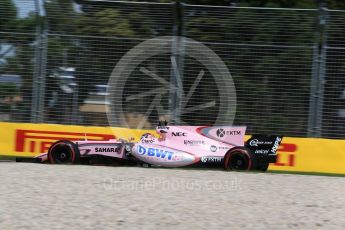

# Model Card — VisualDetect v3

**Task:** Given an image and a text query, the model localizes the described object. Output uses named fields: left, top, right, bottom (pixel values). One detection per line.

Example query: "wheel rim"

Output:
left=51, top=145, right=73, bottom=164
left=229, top=153, right=249, bottom=170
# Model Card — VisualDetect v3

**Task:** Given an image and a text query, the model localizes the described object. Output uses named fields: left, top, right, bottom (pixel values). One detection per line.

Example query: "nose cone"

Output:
left=132, top=144, right=195, bottom=167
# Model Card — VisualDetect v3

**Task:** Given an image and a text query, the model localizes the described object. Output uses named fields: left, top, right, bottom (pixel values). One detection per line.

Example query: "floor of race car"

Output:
left=0, top=162, right=344, bottom=230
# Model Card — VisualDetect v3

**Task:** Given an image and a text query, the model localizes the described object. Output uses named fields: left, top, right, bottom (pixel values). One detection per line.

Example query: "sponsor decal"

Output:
left=136, top=145, right=174, bottom=160
left=210, top=145, right=217, bottom=152
left=201, top=156, right=222, bottom=163
left=249, top=139, right=273, bottom=147
left=216, top=128, right=241, bottom=138
left=273, top=143, right=296, bottom=167
left=15, top=129, right=115, bottom=154
left=216, top=128, right=226, bottom=137
left=140, top=133, right=155, bottom=143
left=254, top=149, right=269, bottom=154
left=95, top=147, right=116, bottom=153
left=271, top=137, right=282, bottom=154
left=249, top=139, right=260, bottom=147
left=184, top=140, right=205, bottom=145
left=218, top=146, right=230, bottom=150
left=172, top=132, right=187, bottom=137
left=141, top=139, right=154, bottom=144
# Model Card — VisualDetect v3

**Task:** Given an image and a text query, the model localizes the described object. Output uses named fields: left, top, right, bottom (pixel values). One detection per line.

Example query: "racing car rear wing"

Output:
left=245, top=135, right=283, bottom=155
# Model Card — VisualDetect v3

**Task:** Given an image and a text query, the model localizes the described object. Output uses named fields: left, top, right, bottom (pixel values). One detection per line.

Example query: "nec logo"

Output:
left=172, top=132, right=187, bottom=137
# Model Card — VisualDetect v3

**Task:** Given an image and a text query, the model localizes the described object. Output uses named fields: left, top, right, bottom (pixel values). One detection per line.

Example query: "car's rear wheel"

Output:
left=48, top=140, right=80, bottom=164
left=223, top=147, right=256, bottom=171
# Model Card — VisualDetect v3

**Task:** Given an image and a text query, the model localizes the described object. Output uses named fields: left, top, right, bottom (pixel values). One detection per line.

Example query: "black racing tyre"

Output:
left=47, top=140, right=80, bottom=164
left=223, top=147, right=257, bottom=171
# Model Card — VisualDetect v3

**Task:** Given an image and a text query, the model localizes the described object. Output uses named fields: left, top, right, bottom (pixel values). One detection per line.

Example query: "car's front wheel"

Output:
left=48, top=140, right=80, bottom=164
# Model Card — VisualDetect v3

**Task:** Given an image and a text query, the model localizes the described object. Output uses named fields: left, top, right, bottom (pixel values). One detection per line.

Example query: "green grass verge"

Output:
left=1, top=155, right=344, bottom=177
left=0, top=156, right=16, bottom=161
left=268, top=170, right=345, bottom=177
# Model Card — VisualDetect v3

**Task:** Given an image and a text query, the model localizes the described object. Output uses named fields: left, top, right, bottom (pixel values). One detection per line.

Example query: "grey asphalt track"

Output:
left=0, top=162, right=344, bottom=230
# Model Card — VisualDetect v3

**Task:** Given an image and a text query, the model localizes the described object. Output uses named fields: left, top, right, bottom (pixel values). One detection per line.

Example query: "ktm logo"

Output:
left=216, top=129, right=241, bottom=137
left=217, top=129, right=226, bottom=137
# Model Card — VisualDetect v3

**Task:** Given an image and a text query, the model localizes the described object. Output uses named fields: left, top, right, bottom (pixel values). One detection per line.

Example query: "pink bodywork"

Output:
left=131, top=126, right=246, bottom=167
left=37, top=126, right=246, bottom=167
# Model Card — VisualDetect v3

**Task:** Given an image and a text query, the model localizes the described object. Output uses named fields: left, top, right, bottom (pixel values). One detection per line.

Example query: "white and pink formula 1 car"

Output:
left=27, top=121, right=283, bottom=171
